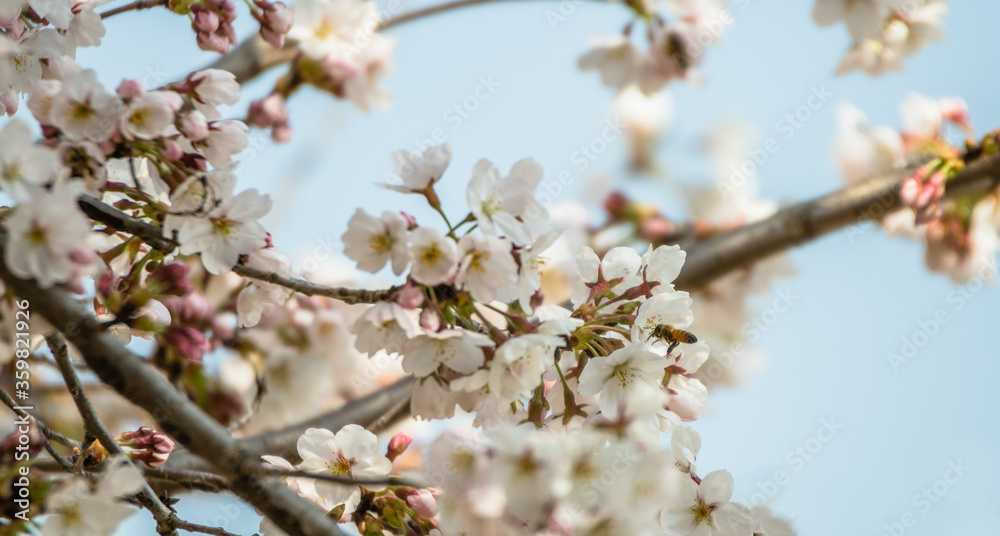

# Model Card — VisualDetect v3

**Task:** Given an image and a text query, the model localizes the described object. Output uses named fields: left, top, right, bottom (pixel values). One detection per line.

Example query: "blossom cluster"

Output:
left=578, top=0, right=730, bottom=96
left=835, top=92, right=1000, bottom=284
left=289, top=143, right=797, bottom=534
left=813, top=0, right=948, bottom=76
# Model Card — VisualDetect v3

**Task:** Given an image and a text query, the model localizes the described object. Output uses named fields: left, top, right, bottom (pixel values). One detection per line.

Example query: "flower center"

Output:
left=368, top=232, right=392, bottom=253
left=421, top=245, right=442, bottom=266
left=328, top=453, right=352, bottom=476
left=73, top=102, right=95, bottom=121
left=28, top=224, right=47, bottom=245
left=129, top=108, right=148, bottom=126
left=213, top=218, right=233, bottom=235
left=691, top=499, right=713, bottom=524
left=612, top=363, right=636, bottom=388
left=469, top=250, right=487, bottom=272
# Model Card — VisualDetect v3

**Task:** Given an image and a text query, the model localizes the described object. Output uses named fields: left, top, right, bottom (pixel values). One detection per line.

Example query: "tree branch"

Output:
left=673, top=152, right=1000, bottom=290
left=78, top=195, right=396, bottom=304
left=100, top=0, right=169, bottom=19
left=0, top=259, right=346, bottom=536
left=48, top=333, right=180, bottom=535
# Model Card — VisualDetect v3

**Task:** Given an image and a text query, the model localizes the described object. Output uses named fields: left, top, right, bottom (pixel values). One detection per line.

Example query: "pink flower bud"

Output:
left=179, top=110, right=210, bottom=141
left=400, top=211, right=418, bottom=229
left=163, top=325, right=210, bottom=362
left=117, top=79, right=146, bottom=100
left=117, top=427, right=176, bottom=467
left=161, top=139, right=184, bottom=161
left=191, top=6, right=220, bottom=33
left=196, top=31, right=230, bottom=54
left=0, top=89, right=18, bottom=116
left=406, top=488, right=439, bottom=518
left=419, top=307, right=441, bottom=332
left=149, top=263, right=193, bottom=296
left=386, top=432, right=412, bottom=462
left=162, top=292, right=215, bottom=326
left=395, top=282, right=424, bottom=309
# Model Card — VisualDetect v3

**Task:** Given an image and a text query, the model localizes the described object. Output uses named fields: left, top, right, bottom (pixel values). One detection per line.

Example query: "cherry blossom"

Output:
left=577, top=342, right=668, bottom=419
left=3, top=183, right=91, bottom=288
left=0, top=119, right=65, bottom=201
left=401, top=328, right=492, bottom=376
left=408, top=227, right=460, bottom=286
left=381, top=144, right=452, bottom=193
left=295, top=425, right=393, bottom=514
left=48, top=69, right=119, bottom=142
left=456, top=233, right=518, bottom=303
left=41, top=456, right=144, bottom=536
left=467, top=158, right=548, bottom=246
left=168, top=188, right=272, bottom=275
left=351, top=300, right=419, bottom=356
left=660, top=469, right=752, bottom=536
left=342, top=208, right=410, bottom=275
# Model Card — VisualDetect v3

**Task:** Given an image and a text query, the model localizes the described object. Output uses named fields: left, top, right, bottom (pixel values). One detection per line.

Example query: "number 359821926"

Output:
left=13, top=300, right=30, bottom=391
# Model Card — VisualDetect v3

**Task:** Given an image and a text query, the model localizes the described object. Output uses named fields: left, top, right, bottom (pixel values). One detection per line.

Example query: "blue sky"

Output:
left=92, top=0, right=1000, bottom=534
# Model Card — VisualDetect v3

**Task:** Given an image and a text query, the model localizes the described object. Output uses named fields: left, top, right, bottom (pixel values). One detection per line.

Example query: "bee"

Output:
left=645, top=324, right=697, bottom=353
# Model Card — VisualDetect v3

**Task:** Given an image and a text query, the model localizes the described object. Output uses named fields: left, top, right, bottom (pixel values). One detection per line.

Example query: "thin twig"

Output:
left=172, top=519, right=244, bottom=536
left=47, top=334, right=181, bottom=536
left=100, top=0, right=169, bottom=19
left=77, top=195, right=396, bottom=305
left=143, top=466, right=230, bottom=493
left=261, top=467, right=424, bottom=488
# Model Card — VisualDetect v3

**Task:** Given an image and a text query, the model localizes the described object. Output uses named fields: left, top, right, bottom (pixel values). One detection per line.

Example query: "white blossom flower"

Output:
left=119, top=90, right=181, bottom=140
left=168, top=188, right=272, bottom=275
left=3, top=183, right=91, bottom=288
left=296, top=425, right=393, bottom=514
left=1, top=29, right=67, bottom=94
left=64, top=2, right=107, bottom=51
left=402, top=328, right=493, bottom=376
left=342, top=208, right=410, bottom=275
left=380, top=144, right=452, bottom=193
left=288, top=0, right=382, bottom=61
left=835, top=103, right=903, bottom=184
left=577, top=343, right=667, bottom=419
left=408, top=227, right=459, bottom=286
left=191, top=119, right=249, bottom=167
left=661, top=469, right=752, bottom=536
left=570, top=246, right=642, bottom=307
left=487, top=333, right=563, bottom=401
left=750, top=506, right=795, bottom=536
left=578, top=35, right=649, bottom=92
left=41, top=456, right=144, bottom=536
left=813, top=0, right=890, bottom=40
left=506, top=226, right=563, bottom=313
left=467, top=158, right=548, bottom=246
left=457, top=233, right=518, bottom=303
left=885, top=0, right=948, bottom=59
left=49, top=69, right=119, bottom=142
left=30, top=0, right=75, bottom=30
left=351, top=301, right=419, bottom=356
left=187, top=68, right=241, bottom=119
left=670, top=426, right=701, bottom=474
left=631, top=291, right=695, bottom=344
left=237, top=249, right=295, bottom=327
left=0, top=120, right=65, bottom=201
left=342, top=35, right=395, bottom=112
left=835, top=38, right=901, bottom=76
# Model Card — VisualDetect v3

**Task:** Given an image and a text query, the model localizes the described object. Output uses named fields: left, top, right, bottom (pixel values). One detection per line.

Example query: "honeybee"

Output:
left=645, top=324, right=697, bottom=353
